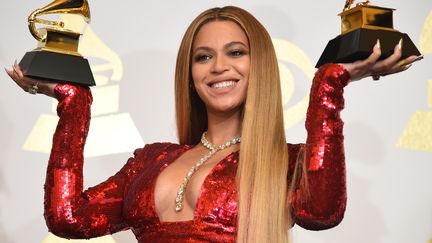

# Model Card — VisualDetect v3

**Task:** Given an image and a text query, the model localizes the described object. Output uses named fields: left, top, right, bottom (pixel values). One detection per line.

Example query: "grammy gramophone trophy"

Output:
left=19, top=0, right=95, bottom=86
left=316, top=0, right=421, bottom=68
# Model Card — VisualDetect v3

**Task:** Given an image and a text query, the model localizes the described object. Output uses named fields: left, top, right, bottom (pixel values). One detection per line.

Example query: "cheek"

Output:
left=191, top=63, right=207, bottom=86
left=239, top=63, right=250, bottom=102
left=191, top=65, right=206, bottom=99
left=238, top=61, right=250, bottom=89
left=237, top=58, right=250, bottom=79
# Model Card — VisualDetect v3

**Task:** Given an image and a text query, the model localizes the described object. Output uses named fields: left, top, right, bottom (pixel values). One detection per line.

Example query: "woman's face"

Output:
left=191, top=20, right=250, bottom=114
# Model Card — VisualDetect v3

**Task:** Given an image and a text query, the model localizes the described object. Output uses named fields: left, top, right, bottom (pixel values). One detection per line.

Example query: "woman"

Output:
left=5, top=6, right=418, bottom=243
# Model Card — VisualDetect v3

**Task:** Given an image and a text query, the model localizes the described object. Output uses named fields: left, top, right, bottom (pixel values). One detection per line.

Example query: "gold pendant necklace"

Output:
left=175, top=131, right=241, bottom=212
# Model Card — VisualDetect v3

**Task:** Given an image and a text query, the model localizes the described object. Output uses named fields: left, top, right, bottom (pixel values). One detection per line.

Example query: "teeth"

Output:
left=211, top=80, right=237, bottom=89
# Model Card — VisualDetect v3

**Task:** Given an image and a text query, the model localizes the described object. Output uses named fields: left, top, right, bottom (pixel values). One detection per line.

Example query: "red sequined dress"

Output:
left=44, top=64, right=350, bottom=242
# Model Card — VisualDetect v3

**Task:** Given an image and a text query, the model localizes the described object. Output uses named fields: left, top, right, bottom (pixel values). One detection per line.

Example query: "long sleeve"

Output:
left=291, top=63, right=351, bottom=230
left=43, top=84, right=146, bottom=239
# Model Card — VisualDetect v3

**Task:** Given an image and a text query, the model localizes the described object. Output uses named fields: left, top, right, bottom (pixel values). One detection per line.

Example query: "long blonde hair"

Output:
left=175, top=6, right=290, bottom=242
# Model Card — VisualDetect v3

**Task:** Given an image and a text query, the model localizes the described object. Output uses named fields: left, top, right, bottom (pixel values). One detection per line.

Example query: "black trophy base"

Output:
left=315, top=28, right=421, bottom=68
left=19, top=50, right=96, bottom=86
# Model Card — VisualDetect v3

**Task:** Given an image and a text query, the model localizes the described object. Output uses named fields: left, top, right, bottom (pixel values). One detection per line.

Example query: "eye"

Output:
left=229, top=50, right=246, bottom=57
left=194, top=54, right=212, bottom=63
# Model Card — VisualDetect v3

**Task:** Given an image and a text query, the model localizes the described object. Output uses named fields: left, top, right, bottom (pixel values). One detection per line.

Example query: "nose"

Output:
left=210, top=55, right=229, bottom=73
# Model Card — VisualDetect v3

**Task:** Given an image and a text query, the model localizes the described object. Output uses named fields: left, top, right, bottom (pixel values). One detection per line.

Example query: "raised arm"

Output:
left=289, top=41, right=419, bottom=230
left=5, top=64, right=145, bottom=238
left=43, top=84, right=146, bottom=239
left=290, top=63, right=350, bottom=230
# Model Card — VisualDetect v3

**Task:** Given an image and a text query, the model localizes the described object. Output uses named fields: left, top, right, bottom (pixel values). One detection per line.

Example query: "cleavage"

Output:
left=154, top=146, right=236, bottom=222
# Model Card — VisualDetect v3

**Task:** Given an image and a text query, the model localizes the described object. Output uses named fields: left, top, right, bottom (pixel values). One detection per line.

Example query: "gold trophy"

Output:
left=19, top=0, right=95, bottom=86
left=316, top=0, right=421, bottom=67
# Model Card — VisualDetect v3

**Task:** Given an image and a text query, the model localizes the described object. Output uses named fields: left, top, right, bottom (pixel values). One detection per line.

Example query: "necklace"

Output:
left=175, top=131, right=241, bottom=212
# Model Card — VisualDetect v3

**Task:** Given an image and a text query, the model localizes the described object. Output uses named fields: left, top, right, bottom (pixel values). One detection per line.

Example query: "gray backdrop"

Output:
left=0, top=0, right=431, bottom=242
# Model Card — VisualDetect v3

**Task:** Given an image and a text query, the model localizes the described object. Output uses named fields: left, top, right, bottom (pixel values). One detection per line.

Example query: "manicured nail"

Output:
left=398, top=38, right=403, bottom=50
left=404, top=63, right=412, bottom=70
left=376, top=39, right=381, bottom=49
left=413, top=55, right=424, bottom=63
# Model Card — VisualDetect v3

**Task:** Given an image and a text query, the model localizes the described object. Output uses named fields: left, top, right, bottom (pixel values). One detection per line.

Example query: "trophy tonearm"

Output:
left=28, top=0, right=90, bottom=42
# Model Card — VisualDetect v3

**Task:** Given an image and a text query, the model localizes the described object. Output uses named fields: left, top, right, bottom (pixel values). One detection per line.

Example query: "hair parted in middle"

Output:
left=175, top=6, right=290, bottom=243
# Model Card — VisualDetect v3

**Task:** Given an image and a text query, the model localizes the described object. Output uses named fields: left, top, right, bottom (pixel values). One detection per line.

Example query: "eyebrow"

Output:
left=193, top=41, right=249, bottom=53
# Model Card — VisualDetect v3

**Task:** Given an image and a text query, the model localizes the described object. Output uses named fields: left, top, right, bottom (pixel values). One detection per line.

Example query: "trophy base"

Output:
left=19, top=50, right=95, bottom=86
left=315, top=28, right=421, bottom=68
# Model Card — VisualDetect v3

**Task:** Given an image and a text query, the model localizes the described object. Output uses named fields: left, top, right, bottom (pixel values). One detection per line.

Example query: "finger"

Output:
left=346, top=39, right=382, bottom=80
left=5, top=68, right=16, bottom=81
left=14, top=61, right=23, bottom=72
left=22, top=76, right=40, bottom=87
left=382, top=63, right=413, bottom=77
left=362, top=39, right=382, bottom=67
left=374, top=39, right=403, bottom=73
left=9, top=64, right=38, bottom=85
left=12, top=72, right=25, bottom=89
left=384, top=54, right=419, bottom=75
left=13, top=60, right=20, bottom=76
left=13, top=62, right=25, bottom=79
left=5, top=66, right=35, bottom=93
left=10, top=66, right=20, bottom=80
left=12, top=63, right=31, bottom=86
left=12, top=64, right=19, bottom=76
left=7, top=68, right=27, bottom=90
left=12, top=66, right=24, bottom=84
left=400, top=55, right=423, bottom=67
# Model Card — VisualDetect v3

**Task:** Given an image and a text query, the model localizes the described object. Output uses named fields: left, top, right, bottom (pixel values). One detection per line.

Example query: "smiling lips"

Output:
left=209, top=80, right=239, bottom=89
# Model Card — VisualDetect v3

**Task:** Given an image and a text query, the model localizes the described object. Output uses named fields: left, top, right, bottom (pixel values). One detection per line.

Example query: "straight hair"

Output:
left=175, top=6, right=290, bottom=242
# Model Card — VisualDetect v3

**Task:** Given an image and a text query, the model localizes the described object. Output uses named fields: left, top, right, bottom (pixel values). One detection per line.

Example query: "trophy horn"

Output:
left=28, top=0, right=91, bottom=42
left=343, top=0, right=355, bottom=11
left=343, top=0, right=370, bottom=11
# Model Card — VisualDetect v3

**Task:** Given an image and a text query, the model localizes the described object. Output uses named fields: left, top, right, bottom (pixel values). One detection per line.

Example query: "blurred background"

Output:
left=0, top=0, right=431, bottom=242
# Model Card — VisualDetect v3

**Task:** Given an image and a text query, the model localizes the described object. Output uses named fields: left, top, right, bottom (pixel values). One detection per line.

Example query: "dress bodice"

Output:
left=124, top=143, right=238, bottom=242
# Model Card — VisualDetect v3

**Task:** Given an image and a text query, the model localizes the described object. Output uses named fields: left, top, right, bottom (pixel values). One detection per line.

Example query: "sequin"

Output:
left=43, top=63, right=350, bottom=241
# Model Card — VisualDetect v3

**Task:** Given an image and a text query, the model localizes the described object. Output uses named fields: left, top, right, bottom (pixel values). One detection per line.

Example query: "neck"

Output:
left=205, top=108, right=242, bottom=146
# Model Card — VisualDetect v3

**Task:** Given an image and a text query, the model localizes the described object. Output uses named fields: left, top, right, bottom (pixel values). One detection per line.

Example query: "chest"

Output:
left=123, top=149, right=239, bottom=228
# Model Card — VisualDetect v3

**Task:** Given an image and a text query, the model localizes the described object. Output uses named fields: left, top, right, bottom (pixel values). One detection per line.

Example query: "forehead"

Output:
left=193, top=20, right=249, bottom=48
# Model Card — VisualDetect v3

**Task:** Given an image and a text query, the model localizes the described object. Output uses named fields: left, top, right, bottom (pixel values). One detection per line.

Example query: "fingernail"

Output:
left=398, top=38, right=403, bottom=50
left=404, top=63, right=412, bottom=69
left=376, top=39, right=381, bottom=49
left=413, top=55, right=424, bottom=63
left=14, top=59, right=17, bottom=66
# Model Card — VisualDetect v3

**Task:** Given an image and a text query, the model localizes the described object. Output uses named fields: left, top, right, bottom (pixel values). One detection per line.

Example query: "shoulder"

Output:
left=118, top=142, right=186, bottom=177
left=133, top=142, right=187, bottom=161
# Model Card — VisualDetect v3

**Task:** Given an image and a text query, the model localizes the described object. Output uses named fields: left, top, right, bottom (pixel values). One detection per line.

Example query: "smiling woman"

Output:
left=191, top=21, right=250, bottom=114
left=4, top=5, right=420, bottom=243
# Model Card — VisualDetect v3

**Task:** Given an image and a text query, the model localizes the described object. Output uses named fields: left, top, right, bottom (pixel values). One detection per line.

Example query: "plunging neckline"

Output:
left=151, top=145, right=238, bottom=224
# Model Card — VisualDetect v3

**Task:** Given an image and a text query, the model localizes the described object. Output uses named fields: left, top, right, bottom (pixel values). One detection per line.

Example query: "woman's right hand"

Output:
left=5, top=60, right=57, bottom=98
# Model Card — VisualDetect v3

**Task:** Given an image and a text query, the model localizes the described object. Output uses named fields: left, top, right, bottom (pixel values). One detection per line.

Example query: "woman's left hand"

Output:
left=340, top=39, right=422, bottom=81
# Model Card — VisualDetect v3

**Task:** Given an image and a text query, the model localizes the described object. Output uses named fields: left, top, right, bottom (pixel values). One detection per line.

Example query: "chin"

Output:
left=207, top=101, right=244, bottom=114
